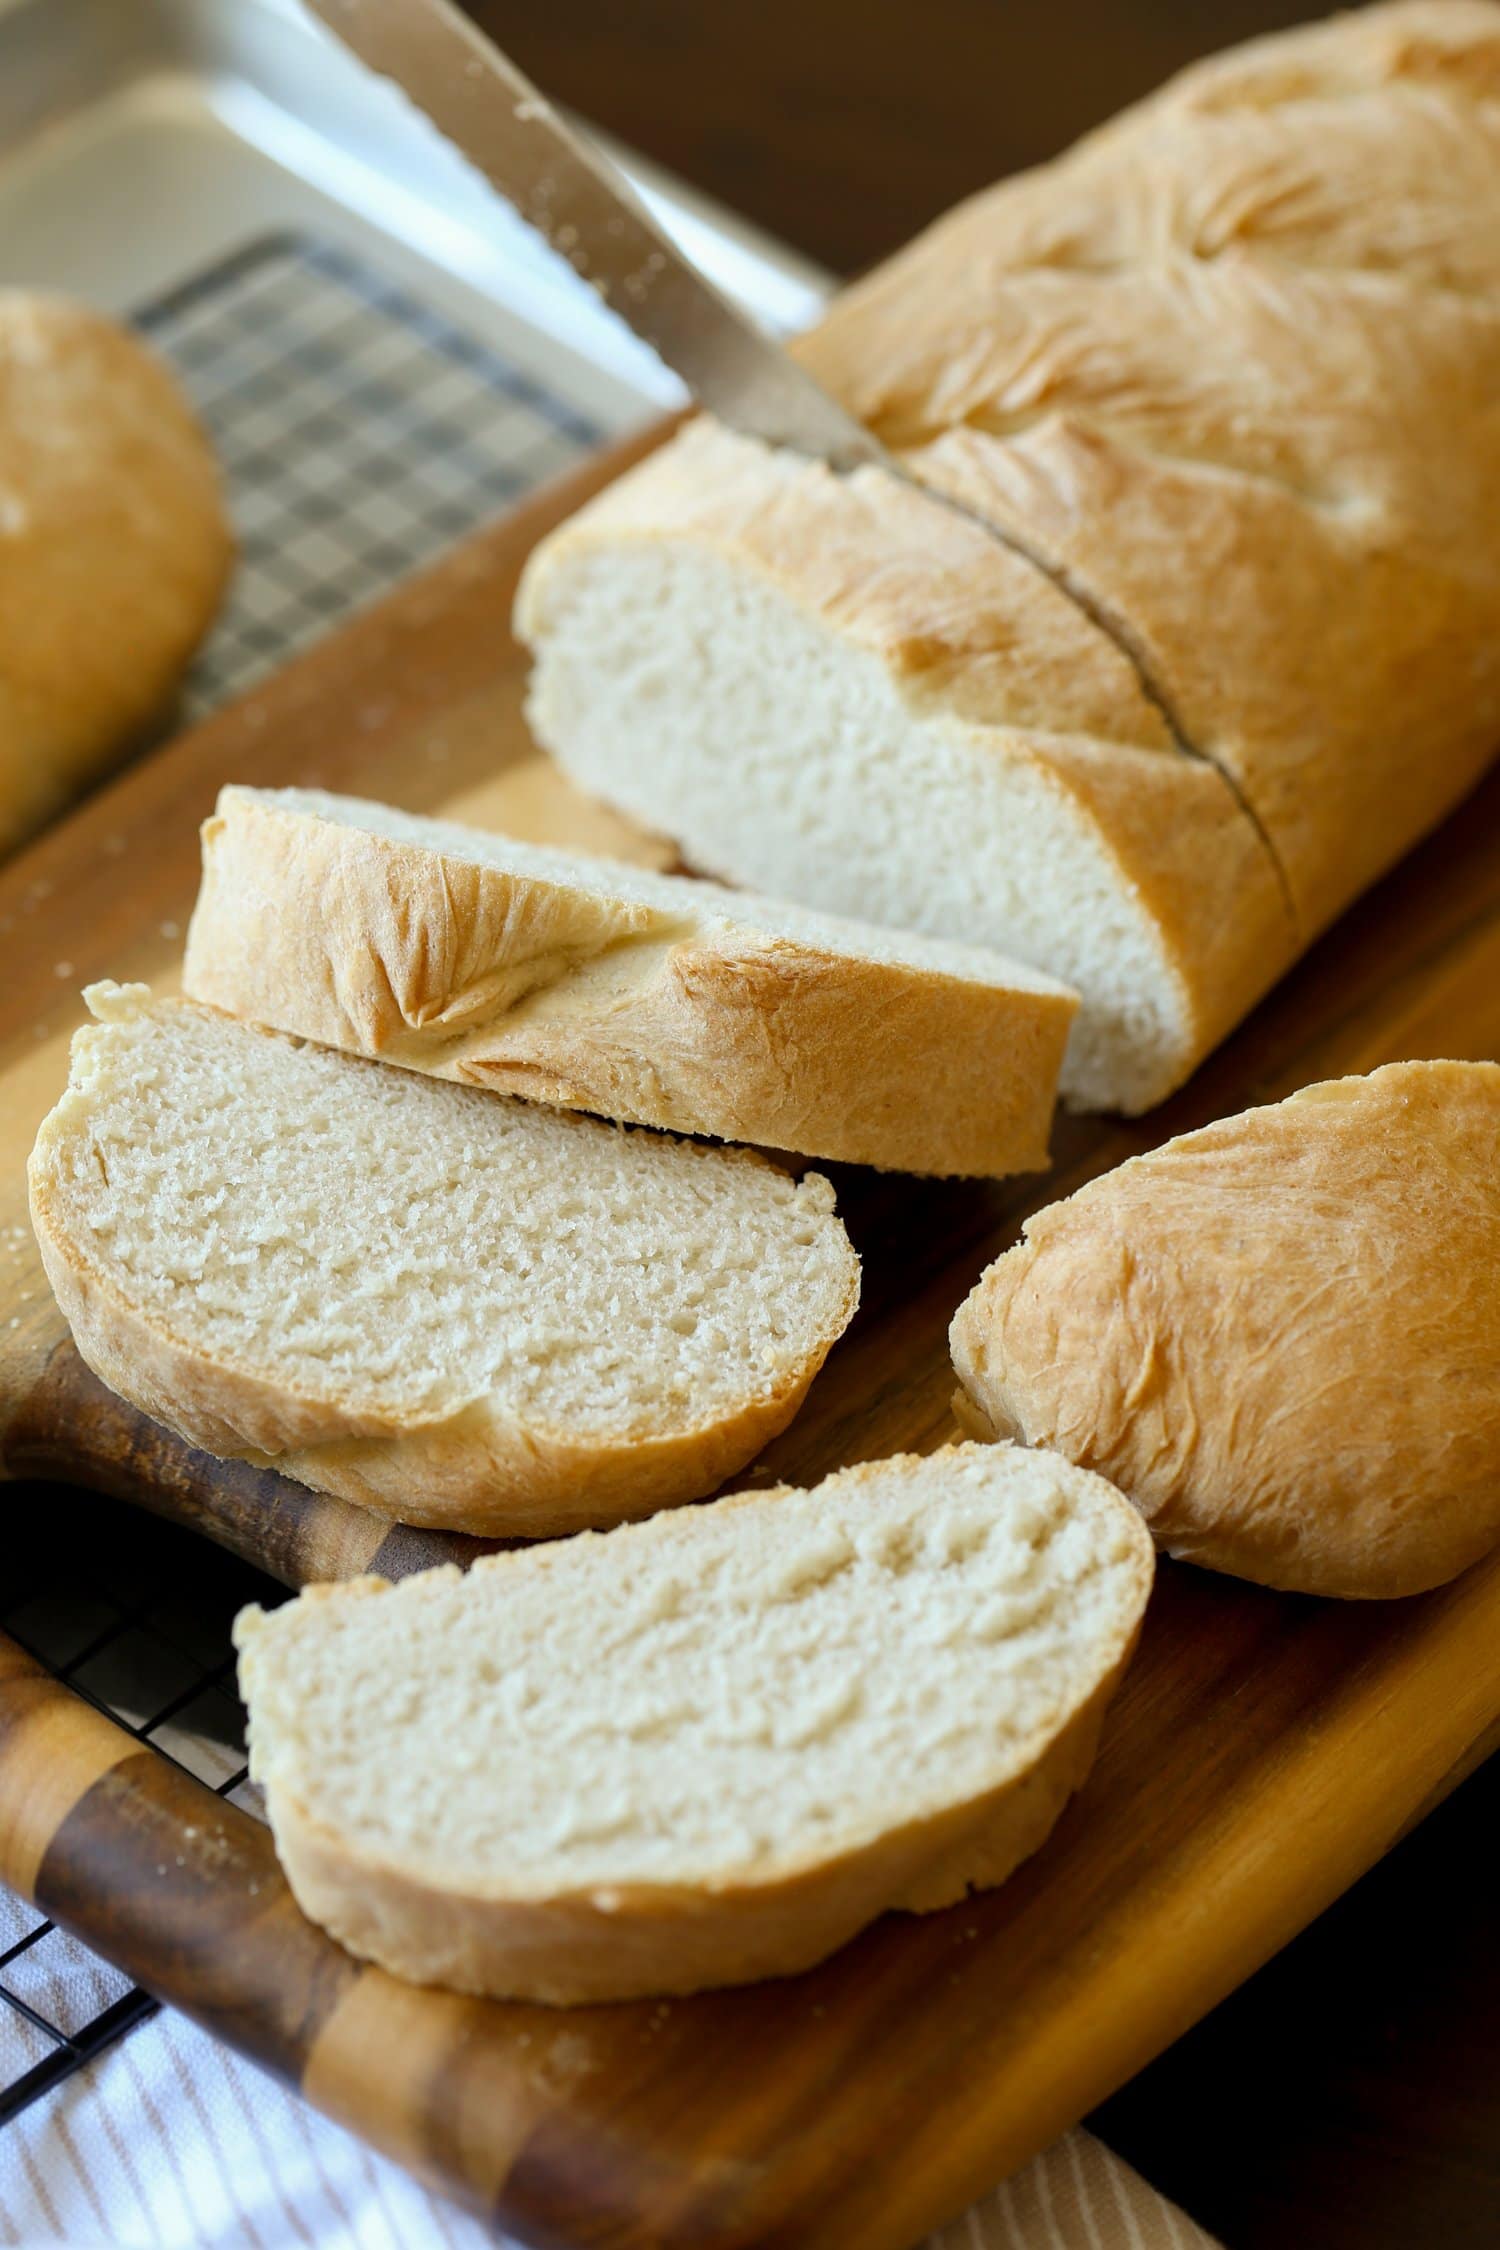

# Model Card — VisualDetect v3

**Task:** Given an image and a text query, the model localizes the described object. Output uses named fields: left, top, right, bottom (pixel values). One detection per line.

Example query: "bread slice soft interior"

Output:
left=518, top=493, right=1289, bottom=1117
left=183, top=784, right=1077, bottom=1177
left=28, top=984, right=858, bottom=1536
left=235, top=1441, right=1154, bottom=2003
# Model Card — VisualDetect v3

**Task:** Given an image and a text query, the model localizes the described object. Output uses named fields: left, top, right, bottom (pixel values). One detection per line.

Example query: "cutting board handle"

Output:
left=4, top=1340, right=499, bottom=1588
left=0, top=1629, right=626, bottom=2238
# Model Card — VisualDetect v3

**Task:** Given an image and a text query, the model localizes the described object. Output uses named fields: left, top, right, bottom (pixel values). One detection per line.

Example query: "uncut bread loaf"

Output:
left=28, top=984, right=858, bottom=1536
left=951, top=1061, right=1500, bottom=1599
left=1, top=293, right=231, bottom=856
left=235, top=1442, right=1154, bottom=2004
left=183, top=784, right=1078, bottom=1177
left=518, top=1, right=1500, bottom=1113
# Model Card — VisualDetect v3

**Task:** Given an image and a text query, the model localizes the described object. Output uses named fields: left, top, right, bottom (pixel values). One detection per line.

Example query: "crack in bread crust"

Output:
left=885, top=462, right=1298, bottom=928
left=520, top=4, right=1500, bottom=1106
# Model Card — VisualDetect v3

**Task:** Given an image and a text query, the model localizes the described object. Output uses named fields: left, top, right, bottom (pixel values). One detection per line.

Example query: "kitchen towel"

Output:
left=0, top=1924, right=1218, bottom=2250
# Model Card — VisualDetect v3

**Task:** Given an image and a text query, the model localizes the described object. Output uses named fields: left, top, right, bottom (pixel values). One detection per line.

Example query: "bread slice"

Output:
left=952, top=1060, right=1500, bottom=1599
left=28, top=984, right=859, bottom=1537
left=235, top=1442, right=1154, bottom=2003
left=182, top=785, right=1077, bottom=1178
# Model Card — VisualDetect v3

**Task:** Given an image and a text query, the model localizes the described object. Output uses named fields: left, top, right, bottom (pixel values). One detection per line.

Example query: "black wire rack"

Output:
left=149, top=234, right=605, bottom=718
left=1, top=229, right=607, bottom=2126
left=0, top=1491, right=273, bottom=2125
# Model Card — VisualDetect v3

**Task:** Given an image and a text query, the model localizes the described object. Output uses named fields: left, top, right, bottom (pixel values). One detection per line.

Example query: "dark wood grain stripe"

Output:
left=30, top=1748, right=360, bottom=2086
left=364, top=1517, right=506, bottom=1582
left=4, top=1341, right=495, bottom=1589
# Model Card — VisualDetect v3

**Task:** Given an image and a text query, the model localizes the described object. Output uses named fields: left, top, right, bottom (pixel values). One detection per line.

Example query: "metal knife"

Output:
left=302, top=0, right=886, bottom=474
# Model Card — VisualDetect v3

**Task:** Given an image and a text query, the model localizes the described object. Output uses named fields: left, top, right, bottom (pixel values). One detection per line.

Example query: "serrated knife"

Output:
left=301, top=0, right=886, bottom=474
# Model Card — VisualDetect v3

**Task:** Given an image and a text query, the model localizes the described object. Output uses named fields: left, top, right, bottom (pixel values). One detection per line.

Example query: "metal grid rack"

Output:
left=146, top=234, right=605, bottom=718
left=0, top=1491, right=273, bottom=2124
left=1, top=229, right=608, bottom=2124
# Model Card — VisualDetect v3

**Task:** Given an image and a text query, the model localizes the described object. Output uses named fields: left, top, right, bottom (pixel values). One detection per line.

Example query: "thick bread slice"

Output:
left=28, top=985, right=858, bottom=1536
left=235, top=1443, right=1154, bottom=2004
left=952, top=1061, right=1500, bottom=1599
left=183, top=785, right=1078, bottom=1178
left=519, top=1, right=1500, bottom=1113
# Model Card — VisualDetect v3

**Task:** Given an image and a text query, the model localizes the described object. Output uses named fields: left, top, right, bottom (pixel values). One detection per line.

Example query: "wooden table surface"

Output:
left=464, top=5, right=1500, bottom=2245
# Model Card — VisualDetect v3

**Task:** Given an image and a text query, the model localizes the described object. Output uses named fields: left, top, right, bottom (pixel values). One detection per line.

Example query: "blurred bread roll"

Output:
left=0, top=292, right=232, bottom=855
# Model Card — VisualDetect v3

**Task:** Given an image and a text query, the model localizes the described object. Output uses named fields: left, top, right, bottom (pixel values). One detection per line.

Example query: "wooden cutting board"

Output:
left=4, top=427, right=1500, bottom=2250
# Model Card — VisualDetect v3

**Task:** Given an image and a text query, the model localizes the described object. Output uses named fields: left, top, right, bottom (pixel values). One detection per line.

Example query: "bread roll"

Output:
left=951, top=1061, right=1500, bottom=1598
left=0, top=294, right=231, bottom=855
left=519, top=1, right=1500, bottom=1112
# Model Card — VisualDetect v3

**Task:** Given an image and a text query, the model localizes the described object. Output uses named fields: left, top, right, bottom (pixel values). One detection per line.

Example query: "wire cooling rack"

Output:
left=149, top=234, right=605, bottom=718
left=0, top=1492, right=271, bottom=2122
left=1, top=229, right=608, bottom=2126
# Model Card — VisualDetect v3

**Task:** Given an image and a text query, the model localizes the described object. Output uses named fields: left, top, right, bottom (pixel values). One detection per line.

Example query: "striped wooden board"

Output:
left=3, top=429, right=1500, bottom=2249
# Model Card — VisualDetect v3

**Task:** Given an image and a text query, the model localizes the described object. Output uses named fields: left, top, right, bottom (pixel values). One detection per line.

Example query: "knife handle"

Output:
left=4, top=1340, right=498, bottom=1588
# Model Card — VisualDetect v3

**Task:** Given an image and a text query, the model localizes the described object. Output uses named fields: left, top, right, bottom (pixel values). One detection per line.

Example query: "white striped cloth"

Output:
left=0, top=1924, right=1218, bottom=2250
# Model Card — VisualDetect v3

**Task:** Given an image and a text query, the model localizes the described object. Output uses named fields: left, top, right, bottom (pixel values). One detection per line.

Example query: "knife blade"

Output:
left=302, top=0, right=887, bottom=474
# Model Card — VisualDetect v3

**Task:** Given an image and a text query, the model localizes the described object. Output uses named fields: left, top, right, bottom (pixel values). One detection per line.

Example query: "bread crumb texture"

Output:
left=28, top=987, right=857, bottom=1529
left=236, top=1445, right=1152, bottom=1905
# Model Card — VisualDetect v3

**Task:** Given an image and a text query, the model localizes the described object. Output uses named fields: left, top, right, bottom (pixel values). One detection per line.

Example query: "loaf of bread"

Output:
left=951, top=1061, right=1500, bottom=1599
left=518, top=1, right=1500, bottom=1113
left=183, top=785, right=1078, bottom=1177
left=0, top=294, right=231, bottom=856
left=28, top=984, right=859, bottom=1536
left=235, top=1443, right=1153, bottom=2003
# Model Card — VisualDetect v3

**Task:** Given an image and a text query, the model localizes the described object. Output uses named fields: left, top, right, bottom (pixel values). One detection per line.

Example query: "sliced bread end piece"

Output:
left=236, top=1442, right=1154, bottom=2003
left=28, top=984, right=858, bottom=1537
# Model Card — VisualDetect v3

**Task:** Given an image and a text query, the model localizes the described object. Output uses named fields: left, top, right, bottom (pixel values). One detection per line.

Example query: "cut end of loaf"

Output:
left=28, top=985, right=859, bottom=1535
left=519, top=530, right=1199, bottom=1113
left=235, top=1443, right=1154, bottom=2002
